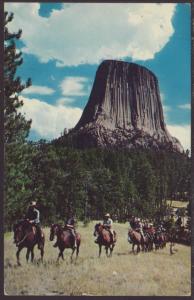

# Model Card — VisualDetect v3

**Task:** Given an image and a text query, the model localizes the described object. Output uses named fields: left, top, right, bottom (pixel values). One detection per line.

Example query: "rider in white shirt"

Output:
left=103, top=213, right=114, bottom=242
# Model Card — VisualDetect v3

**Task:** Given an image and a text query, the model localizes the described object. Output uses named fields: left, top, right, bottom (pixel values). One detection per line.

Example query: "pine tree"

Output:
left=4, top=12, right=32, bottom=230
left=4, top=11, right=31, bottom=144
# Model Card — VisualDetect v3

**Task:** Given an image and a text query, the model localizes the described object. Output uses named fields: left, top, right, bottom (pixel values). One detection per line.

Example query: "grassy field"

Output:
left=4, top=221, right=191, bottom=296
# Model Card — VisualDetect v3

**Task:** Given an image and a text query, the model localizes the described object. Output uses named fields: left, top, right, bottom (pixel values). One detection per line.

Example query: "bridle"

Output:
left=14, top=224, right=30, bottom=246
left=50, top=224, right=60, bottom=241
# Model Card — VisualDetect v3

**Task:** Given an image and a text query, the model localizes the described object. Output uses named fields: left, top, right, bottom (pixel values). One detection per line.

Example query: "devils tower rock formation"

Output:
left=66, top=60, right=183, bottom=152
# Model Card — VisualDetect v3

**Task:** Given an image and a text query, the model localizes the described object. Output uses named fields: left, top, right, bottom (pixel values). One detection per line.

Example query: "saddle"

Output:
left=103, top=228, right=116, bottom=242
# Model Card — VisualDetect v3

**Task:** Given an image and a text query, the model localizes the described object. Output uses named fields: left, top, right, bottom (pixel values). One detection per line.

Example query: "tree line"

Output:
left=4, top=12, right=191, bottom=231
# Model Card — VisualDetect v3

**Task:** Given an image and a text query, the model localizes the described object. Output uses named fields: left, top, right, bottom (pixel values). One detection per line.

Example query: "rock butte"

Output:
left=65, top=60, right=183, bottom=152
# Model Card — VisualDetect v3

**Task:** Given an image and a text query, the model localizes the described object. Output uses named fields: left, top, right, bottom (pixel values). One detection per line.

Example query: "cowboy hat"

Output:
left=30, top=201, right=37, bottom=206
left=105, top=213, right=110, bottom=217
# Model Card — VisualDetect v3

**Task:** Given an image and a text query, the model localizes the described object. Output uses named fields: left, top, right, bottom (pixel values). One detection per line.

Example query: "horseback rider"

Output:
left=103, top=213, right=114, bottom=243
left=135, top=218, right=145, bottom=242
left=65, top=214, right=77, bottom=249
left=175, top=216, right=182, bottom=229
left=25, top=201, right=42, bottom=248
left=53, top=213, right=77, bottom=248
left=168, top=213, right=176, bottom=229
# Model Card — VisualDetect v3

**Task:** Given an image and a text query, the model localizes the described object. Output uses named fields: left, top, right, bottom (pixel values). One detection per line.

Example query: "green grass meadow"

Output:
left=4, top=221, right=191, bottom=296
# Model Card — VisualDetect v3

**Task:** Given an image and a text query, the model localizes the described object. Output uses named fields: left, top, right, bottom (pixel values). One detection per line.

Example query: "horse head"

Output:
left=128, top=228, right=133, bottom=237
left=13, top=223, right=25, bottom=246
left=93, top=223, right=102, bottom=236
left=49, top=224, right=59, bottom=241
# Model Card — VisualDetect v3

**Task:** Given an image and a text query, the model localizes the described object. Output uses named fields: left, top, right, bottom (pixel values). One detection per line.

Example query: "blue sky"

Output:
left=5, top=3, right=191, bottom=150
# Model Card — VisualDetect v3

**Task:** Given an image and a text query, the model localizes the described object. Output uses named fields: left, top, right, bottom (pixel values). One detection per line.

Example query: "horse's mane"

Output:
left=52, top=223, right=67, bottom=234
left=13, top=219, right=27, bottom=231
left=95, top=222, right=102, bottom=226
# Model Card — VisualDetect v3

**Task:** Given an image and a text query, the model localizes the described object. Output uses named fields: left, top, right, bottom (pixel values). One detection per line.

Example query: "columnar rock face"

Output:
left=68, top=60, right=183, bottom=152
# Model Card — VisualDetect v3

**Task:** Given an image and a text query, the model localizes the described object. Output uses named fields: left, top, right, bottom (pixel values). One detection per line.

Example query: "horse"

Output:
left=128, top=228, right=152, bottom=253
left=128, top=229, right=142, bottom=253
left=49, top=224, right=81, bottom=262
left=162, top=222, right=178, bottom=255
left=177, top=227, right=191, bottom=245
left=154, top=231, right=167, bottom=250
left=13, top=220, right=45, bottom=266
left=93, top=223, right=117, bottom=257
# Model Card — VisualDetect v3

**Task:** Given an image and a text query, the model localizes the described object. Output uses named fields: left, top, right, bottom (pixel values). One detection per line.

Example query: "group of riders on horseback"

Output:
left=13, top=201, right=189, bottom=264
left=14, top=202, right=116, bottom=249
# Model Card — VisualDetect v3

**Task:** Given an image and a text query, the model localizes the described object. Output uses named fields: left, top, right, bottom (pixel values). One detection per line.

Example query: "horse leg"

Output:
left=31, top=248, right=34, bottom=262
left=170, top=242, right=175, bottom=255
left=110, top=244, right=114, bottom=257
left=26, top=248, right=30, bottom=262
left=155, top=242, right=158, bottom=250
left=40, top=245, right=44, bottom=262
left=76, top=245, right=79, bottom=258
left=71, top=248, right=75, bottom=262
left=105, top=246, right=108, bottom=257
left=99, top=245, right=102, bottom=257
left=170, top=242, right=174, bottom=255
left=16, top=247, right=22, bottom=266
left=150, top=242, right=153, bottom=251
left=57, top=250, right=63, bottom=263
left=61, top=250, right=65, bottom=260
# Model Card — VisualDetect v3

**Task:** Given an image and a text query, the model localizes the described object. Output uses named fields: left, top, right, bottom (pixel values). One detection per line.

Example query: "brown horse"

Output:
left=128, top=227, right=154, bottom=254
left=154, top=231, right=167, bottom=250
left=93, top=223, right=116, bottom=257
left=49, top=224, right=81, bottom=262
left=128, top=229, right=143, bottom=253
left=13, top=220, right=45, bottom=266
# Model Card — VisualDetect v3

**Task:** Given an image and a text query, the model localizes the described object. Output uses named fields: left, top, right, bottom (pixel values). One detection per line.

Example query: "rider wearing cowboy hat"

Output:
left=135, top=218, right=145, bottom=242
left=103, top=213, right=114, bottom=243
left=53, top=212, right=77, bottom=249
left=26, top=201, right=42, bottom=248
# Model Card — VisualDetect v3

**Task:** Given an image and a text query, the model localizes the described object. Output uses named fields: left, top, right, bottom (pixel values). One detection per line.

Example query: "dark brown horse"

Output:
left=49, top=224, right=81, bottom=262
left=13, top=220, right=45, bottom=266
left=93, top=223, right=116, bottom=257
left=154, top=231, right=167, bottom=250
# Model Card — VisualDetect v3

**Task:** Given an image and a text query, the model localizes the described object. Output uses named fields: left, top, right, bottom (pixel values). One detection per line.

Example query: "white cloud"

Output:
left=160, top=92, right=171, bottom=121
left=19, top=96, right=82, bottom=139
left=22, top=85, right=55, bottom=95
left=56, top=97, right=75, bottom=106
left=5, top=3, right=176, bottom=66
left=163, top=105, right=171, bottom=113
left=60, top=77, right=89, bottom=96
left=178, top=103, right=191, bottom=110
left=167, top=124, right=191, bottom=151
